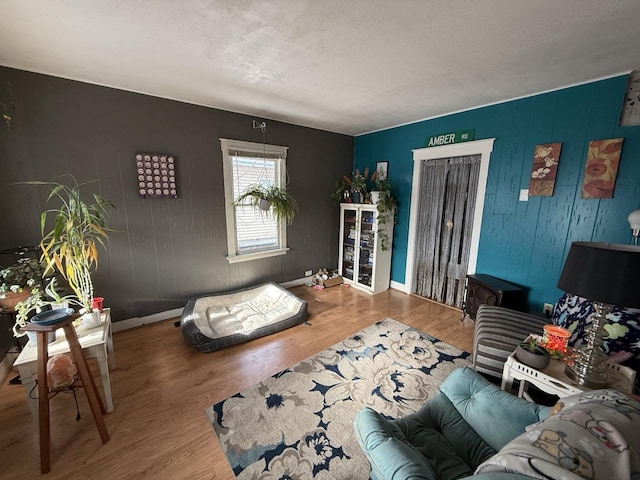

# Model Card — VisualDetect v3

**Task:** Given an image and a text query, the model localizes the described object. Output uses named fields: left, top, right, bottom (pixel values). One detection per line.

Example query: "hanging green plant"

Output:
left=235, top=184, right=298, bottom=225
left=371, top=177, right=398, bottom=251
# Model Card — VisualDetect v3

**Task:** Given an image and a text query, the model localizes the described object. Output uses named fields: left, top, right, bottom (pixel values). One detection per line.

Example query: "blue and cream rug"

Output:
left=206, top=317, right=471, bottom=479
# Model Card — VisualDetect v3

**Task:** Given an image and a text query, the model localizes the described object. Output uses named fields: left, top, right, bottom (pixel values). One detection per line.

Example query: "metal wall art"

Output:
left=136, top=153, right=177, bottom=198
left=581, top=138, right=623, bottom=199
left=528, top=143, right=562, bottom=196
left=619, top=71, right=640, bottom=127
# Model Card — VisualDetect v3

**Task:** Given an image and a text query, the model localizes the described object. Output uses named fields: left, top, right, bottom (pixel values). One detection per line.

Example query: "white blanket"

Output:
left=476, top=389, right=640, bottom=479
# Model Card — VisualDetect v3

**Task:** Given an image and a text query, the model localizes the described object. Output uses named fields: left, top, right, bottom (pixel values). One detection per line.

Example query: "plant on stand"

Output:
left=0, top=257, right=44, bottom=310
left=515, top=337, right=550, bottom=370
left=235, top=184, right=298, bottom=225
left=370, top=177, right=398, bottom=251
left=28, top=176, right=114, bottom=327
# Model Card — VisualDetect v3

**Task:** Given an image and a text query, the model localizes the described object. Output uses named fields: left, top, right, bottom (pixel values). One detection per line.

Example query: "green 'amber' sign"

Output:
left=425, top=129, right=475, bottom=147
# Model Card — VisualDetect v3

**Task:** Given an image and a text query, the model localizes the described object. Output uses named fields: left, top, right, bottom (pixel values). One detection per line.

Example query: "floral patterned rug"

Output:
left=206, top=318, right=471, bottom=479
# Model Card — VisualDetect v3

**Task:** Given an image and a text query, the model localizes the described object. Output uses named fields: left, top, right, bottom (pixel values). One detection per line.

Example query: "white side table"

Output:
left=501, top=347, right=636, bottom=399
left=14, top=308, right=115, bottom=423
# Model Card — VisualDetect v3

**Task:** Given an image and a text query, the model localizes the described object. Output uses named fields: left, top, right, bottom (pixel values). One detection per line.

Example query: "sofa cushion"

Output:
left=354, top=392, right=496, bottom=480
left=439, top=367, right=550, bottom=452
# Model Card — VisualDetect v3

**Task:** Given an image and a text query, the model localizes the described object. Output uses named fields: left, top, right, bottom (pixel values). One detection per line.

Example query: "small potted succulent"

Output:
left=515, top=337, right=551, bottom=370
left=0, top=257, right=44, bottom=311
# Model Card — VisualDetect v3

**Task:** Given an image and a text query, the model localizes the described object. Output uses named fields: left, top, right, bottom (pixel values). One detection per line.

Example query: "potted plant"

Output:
left=342, top=169, right=371, bottom=204
left=515, top=337, right=550, bottom=370
left=27, top=176, right=114, bottom=322
left=12, top=277, right=78, bottom=340
left=330, top=177, right=351, bottom=205
left=235, top=184, right=298, bottom=225
left=0, top=257, right=44, bottom=310
left=370, top=177, right=398, bottom=251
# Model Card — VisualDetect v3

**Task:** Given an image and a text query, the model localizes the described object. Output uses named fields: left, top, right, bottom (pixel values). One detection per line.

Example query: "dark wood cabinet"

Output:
left=463, top=274, right=527, bottom=320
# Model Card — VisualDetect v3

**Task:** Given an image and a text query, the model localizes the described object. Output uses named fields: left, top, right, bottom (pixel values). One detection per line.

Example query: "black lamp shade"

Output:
left=557, top=242, right=640, bottom=308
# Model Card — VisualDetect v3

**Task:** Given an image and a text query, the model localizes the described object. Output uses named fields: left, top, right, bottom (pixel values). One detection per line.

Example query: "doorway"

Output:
left=405, top=139, right=495, bottom=308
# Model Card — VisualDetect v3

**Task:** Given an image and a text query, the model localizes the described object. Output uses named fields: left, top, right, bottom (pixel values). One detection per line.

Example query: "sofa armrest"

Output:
left=473, top=305, right=547, bottom=380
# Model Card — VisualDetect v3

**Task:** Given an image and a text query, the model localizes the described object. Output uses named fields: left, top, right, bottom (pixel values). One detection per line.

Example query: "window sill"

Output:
left=226, top=248, right=289, bottom=264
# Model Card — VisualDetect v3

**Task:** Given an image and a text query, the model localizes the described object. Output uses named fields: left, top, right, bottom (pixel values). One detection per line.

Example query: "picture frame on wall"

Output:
left=376, top=161, right=388, bottom=181
left=528, top=143, right=562, bottom=196
left=619, top=71, right=640, bottom=127
left=581, top=138, right=623, bottom=199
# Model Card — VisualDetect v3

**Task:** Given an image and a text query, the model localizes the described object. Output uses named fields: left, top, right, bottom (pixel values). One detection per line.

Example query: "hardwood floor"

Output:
left=0, top=285, right=475, bottom=479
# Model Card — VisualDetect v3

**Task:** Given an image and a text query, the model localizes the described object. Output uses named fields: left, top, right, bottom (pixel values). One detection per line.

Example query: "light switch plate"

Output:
left=519, top=189, right=529, bottom=201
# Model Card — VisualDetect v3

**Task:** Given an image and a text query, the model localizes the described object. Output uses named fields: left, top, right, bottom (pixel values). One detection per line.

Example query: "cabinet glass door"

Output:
left=341, top=208, right=357, bottom=281
left=358, top=210, right=375, bottom=287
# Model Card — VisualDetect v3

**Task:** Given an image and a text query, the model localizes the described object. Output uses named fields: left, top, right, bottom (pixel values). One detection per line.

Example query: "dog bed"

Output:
left=180, top=283, right=308, bottom=353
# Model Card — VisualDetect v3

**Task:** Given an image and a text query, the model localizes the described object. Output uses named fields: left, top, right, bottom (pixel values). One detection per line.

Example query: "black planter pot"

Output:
left=515, top=344, right=550, bottom=370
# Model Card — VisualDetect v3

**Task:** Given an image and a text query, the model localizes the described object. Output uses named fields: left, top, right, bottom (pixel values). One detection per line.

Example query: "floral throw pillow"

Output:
left=552, top=293, right=640, bottom=362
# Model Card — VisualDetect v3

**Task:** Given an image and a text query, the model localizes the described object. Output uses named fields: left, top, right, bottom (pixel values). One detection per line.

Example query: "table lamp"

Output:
left=630, top=209, right=640, bottom=245
left=557, top=242, right=640, bottom=388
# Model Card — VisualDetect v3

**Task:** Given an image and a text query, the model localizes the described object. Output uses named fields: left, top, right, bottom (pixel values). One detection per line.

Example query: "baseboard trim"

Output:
left=112, top=308, right=184, bottom=332
left=390, top=280, right=410, bottom=294
left=279, top=277, right=308, bottom=289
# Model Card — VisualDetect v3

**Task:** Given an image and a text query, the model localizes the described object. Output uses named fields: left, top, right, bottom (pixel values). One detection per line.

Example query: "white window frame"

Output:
left=220, top=138, right=290, bottom=264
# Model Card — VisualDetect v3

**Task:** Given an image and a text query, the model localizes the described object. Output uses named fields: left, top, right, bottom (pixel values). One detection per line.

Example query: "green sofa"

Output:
left=353, top=367, right=550, bottom=480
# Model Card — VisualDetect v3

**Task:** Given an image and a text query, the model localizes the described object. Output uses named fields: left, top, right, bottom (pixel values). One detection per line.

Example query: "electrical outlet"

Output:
left=543, top=303, right=553, bottom=316
left=305, top=270, right=313, bottom=276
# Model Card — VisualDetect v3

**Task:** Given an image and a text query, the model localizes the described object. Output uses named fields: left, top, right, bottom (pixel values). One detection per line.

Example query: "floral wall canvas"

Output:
left=581, top=138, right=623, bottom=199
left=529, top=143, right=562, bottom=196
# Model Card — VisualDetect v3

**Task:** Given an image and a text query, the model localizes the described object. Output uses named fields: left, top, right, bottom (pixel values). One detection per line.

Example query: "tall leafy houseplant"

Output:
left=372, top=177, right=397, bottom=251
left=235, top=185, right=298, bottom=225
left=31, top=177, right=114, bottom=312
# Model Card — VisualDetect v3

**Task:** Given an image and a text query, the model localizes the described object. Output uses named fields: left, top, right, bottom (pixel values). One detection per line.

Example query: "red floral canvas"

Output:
left=581, top=138, right=623, bottom=199
left=529, top=143, right=562, bottom=196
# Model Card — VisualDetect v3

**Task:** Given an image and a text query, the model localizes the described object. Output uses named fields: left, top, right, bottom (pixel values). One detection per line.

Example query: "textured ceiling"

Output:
left=1, top=0, right=640, bottom=135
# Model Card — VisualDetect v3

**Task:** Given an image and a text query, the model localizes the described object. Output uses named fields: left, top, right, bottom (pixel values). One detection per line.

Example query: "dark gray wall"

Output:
left=0, top=67, right=353, bottom=331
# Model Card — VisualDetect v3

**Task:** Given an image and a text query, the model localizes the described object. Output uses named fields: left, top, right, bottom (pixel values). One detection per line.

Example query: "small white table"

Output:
left=501, top=346, right=636, bottom=399
left=14, top=308, right=115, bottom=423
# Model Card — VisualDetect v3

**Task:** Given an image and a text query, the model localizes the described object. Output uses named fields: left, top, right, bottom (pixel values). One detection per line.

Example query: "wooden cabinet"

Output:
left=338, top=203, right=393, bottom=294
left=463, top=274, right=527, bottom=320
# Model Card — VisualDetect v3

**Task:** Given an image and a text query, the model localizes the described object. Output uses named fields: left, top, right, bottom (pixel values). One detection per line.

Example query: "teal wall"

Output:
left=354, top=75, right=640, bottom=313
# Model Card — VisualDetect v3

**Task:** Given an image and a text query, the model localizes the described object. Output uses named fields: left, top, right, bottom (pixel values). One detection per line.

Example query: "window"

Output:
left=220, top=138, right=289, bottom=263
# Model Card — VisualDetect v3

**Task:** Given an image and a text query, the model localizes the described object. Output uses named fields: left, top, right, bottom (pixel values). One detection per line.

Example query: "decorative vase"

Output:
left=91, top=297, right=104, bottom=313
left=0, top=289, right=31, bottom=311
left=515, top=343, right=550, bottom=370
left=370, top=191, right=381, bottom=204
left=82, top=310, right=102, bottom=329
left=351, top=192, right=362, bottom=204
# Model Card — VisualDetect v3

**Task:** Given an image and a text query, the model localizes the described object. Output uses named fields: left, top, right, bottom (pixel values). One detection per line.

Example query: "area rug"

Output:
left=206, top=317, right=471, bottom=479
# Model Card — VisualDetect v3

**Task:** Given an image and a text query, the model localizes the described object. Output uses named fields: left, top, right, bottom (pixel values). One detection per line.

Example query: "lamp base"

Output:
left=565, top=362, right=609, bottom=388
left=564, top=301, right=611, bottom=389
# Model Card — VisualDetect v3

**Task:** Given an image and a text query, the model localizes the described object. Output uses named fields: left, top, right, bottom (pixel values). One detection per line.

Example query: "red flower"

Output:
left=585, top=159, right=607, bottom=177
left=583, top=179, right=614, bottom=198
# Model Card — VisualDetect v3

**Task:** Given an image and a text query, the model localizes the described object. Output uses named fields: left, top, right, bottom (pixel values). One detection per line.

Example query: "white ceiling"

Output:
left=1, top=0, right=640, bottom=136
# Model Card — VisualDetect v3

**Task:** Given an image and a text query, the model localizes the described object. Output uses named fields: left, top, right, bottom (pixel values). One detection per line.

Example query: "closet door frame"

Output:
left=405, top=138, right=495, bottom=295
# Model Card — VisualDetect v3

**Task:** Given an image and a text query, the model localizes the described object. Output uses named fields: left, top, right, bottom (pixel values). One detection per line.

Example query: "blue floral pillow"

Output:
left=552, top=293, right=640, bottom=361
